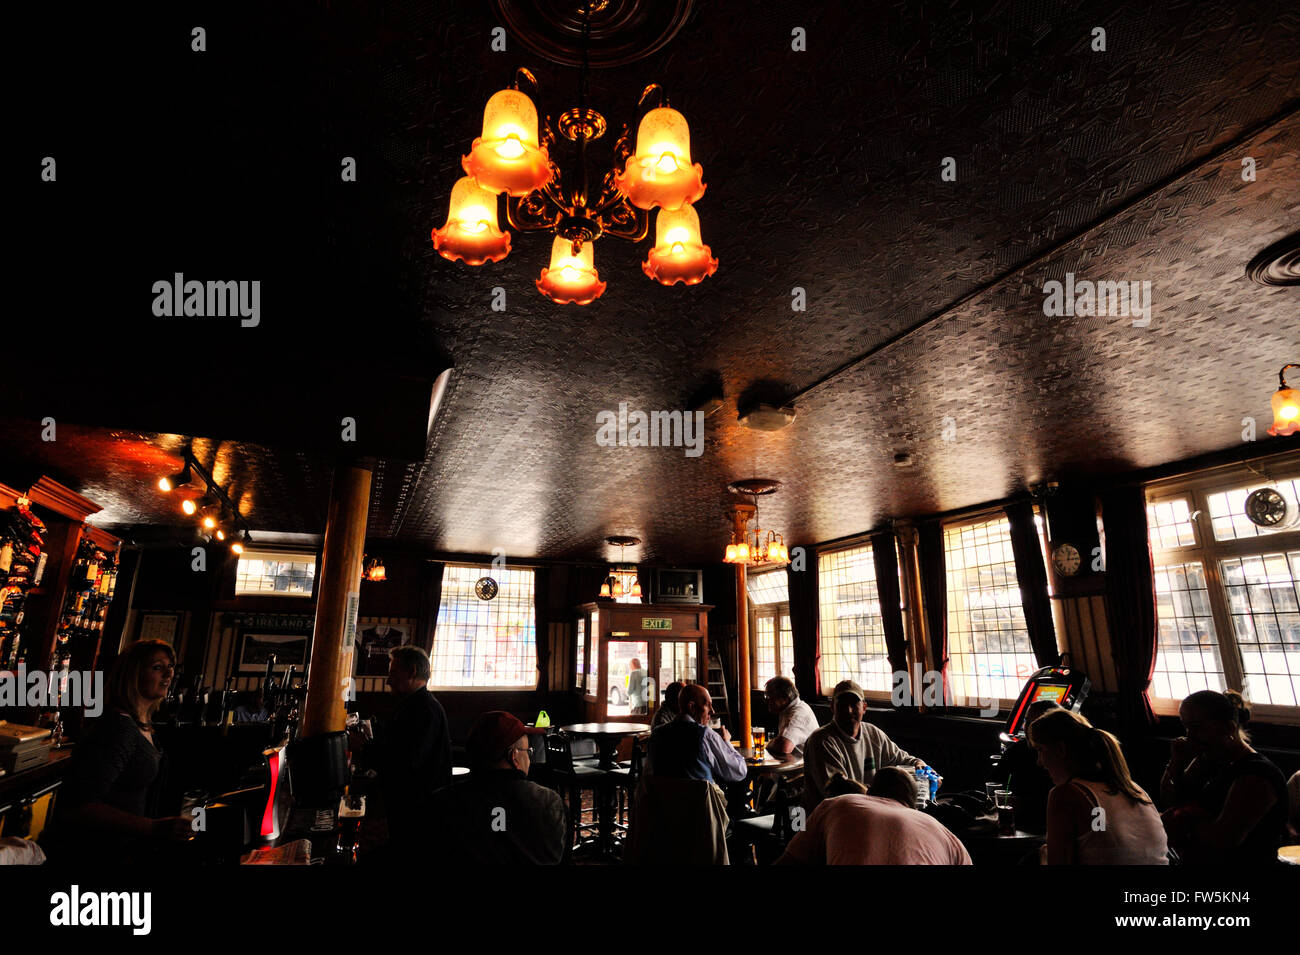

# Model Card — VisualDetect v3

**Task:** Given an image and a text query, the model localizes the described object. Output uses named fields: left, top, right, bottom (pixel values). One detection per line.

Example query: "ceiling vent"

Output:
left=738, top=403, right=795, bottom=432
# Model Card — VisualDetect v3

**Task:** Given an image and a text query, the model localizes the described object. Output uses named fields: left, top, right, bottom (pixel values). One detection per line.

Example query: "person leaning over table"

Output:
left=801, top=679, right=935, bottom=814
left=763, top=676, right=819, bottom=758
left=42, top=640, right=194, bottom=863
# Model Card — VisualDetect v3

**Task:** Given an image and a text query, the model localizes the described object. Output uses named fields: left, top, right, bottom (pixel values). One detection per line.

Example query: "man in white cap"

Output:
left=802, top=679, right=934, bottom=813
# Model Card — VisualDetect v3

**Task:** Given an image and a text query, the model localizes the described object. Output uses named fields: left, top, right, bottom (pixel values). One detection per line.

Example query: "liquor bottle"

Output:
left=0, top=541, right=12, bottom=574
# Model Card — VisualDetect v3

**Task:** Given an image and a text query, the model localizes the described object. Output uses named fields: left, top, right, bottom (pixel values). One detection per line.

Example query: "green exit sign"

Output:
left=642, top=617, right=672, bottom=630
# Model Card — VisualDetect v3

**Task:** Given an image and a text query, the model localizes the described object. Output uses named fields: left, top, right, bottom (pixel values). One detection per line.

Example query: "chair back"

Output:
left=625, top=775, right=729, bottom=865
left=544, top=731, right=575, bottom=775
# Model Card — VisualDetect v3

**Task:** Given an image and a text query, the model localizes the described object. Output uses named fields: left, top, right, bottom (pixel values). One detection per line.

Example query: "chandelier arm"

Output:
left=505, top=193, right=561, bottom=232
left=598, top=207, right=649, bottom=243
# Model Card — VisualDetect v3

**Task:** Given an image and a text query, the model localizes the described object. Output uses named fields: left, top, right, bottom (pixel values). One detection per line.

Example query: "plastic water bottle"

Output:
left=923, top=766, right=941, bottom=802
left=914, top=767, right=929, bottom=808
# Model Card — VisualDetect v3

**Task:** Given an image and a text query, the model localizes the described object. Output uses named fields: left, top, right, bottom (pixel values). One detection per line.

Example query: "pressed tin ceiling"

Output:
left=8, top=0, right=1300, bottom=564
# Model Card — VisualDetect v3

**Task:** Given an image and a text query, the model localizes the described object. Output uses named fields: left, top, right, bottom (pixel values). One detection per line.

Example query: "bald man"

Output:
left=647, top=684, right=748, bottom=783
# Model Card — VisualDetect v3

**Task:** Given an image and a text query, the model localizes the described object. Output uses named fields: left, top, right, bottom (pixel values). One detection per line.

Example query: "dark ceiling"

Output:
left=8, top=0, right=1300, bottom=564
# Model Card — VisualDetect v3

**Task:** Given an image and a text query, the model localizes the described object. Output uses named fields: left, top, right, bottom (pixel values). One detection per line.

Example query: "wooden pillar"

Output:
left=301, top=462, right=371, bottom=738
left=894, top=521, right=930, bottom=713
left=730, top=504, right=755, bottom=750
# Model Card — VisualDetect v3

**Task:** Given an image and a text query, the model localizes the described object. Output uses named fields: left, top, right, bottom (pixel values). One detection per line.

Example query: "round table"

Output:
left=743, top=753, right=804, bottom=780
left=558, top=723, right=652, bottom=859
left=559, top=723, right=652, bottom=770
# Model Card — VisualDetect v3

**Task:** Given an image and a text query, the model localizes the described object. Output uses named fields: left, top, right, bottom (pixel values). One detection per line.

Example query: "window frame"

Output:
left=428, top=560, right=539, bottom=692
left=815, top=539, right=896, bottom=702
left=940, top=508, right=1039, bottom=713
left=233, top=548, right=318, bottom=599
left=747, top=567, right=793, bottom=689
left=1145, top=460, right=1300, bottom=724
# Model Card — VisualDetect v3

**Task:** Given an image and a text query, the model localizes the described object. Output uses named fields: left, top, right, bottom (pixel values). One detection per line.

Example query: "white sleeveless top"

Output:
left=1067, top=779, right=1169, bottom=865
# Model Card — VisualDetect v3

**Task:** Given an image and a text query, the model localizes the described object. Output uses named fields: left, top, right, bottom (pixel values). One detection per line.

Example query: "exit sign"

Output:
left=642, top=617, right=672, bottom=630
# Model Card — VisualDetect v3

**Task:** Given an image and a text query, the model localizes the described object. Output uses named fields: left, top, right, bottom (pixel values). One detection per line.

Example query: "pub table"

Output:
left=558, top=723, right=651, bottom=858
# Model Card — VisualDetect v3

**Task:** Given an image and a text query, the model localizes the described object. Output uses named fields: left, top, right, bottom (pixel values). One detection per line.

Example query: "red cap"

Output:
left=466, top=710, right=545, bottom=764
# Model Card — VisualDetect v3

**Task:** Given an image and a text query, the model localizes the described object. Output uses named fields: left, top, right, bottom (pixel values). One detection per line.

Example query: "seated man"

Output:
left=428, top=711, right=566, bottom=864
left=802, top=680, right=934, bottom=813
left=763, top=676, right=818, bottom=758
left=777, top=769, right=972, bottom=865
left=647, top=684, right=748, bottom=784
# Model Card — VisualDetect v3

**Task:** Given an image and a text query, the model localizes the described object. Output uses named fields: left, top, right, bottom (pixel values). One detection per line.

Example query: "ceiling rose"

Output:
left=488, top=0, right=698, bottom=68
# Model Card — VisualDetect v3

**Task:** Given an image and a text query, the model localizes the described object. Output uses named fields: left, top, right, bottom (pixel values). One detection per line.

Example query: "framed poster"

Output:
left=354, top=617, right=415, bottom=676
left=138, top=613, right=180, bottom=644
left=237, top=631, right=311, bottom=673
left=654, top=568, right=703, bottom=604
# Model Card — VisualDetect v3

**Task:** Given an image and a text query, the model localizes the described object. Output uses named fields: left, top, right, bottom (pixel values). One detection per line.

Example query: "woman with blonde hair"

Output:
left=1028, top=708, right=1167, bottom=864
left=1160, top=689, right=1287, bottom=865
left=45, top=640, right=193, bottom=862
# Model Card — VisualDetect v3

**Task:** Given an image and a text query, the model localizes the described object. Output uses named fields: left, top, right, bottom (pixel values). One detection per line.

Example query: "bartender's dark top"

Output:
left=369, top=687, right=453, bottom=834
left=47, top=710, right=162, bottom=862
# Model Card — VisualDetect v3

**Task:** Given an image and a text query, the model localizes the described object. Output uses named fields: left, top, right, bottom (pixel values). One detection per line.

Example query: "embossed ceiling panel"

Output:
left=11, top=0, right=1300, bottom=563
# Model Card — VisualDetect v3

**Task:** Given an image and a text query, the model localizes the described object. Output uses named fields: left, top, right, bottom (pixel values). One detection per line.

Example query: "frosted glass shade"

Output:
left=462, top=89, right=553, bottom=197
left=642, top=203, right=717, bottom=285
left=431, top=176, right=511, bottom=265
left=536, top=236, right=606, bottom=305
left=615, top=107, right=706, bottom=210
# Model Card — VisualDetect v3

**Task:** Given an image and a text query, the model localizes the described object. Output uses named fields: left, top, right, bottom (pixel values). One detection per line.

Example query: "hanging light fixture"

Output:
left=431, top=176, right=512, bottom=265
left=722, top=480, right=789, bottom=567
left=363, top=555, right=387, bottom=582
left=1267, top=363, right=1300, bottom=436
left=435, top=5, right=716, bottom=305
left=642, top=202, right=717, bottom=286
left=600, top=535, right=642, bottom=599
left=158, top=456, right=193, bottom=492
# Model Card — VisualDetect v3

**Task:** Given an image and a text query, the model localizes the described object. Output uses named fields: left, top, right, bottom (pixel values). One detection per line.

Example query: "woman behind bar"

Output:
left=44, top=639, right=192, bottom=862
left=1160, top=690, right=1287, bottom=865
left=1029, top=709, right=1167, bottom=865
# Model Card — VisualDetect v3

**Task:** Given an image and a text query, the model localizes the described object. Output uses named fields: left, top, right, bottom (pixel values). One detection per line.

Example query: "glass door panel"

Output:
left=606, top=640, right=649, bottom=716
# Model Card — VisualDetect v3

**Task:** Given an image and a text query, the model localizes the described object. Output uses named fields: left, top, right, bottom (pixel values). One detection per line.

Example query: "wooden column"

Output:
left=301, top=462, right=371, bottom=738
left=894, top=521, right=930, bottom=713
left=730, top=504, right=755, bottom=750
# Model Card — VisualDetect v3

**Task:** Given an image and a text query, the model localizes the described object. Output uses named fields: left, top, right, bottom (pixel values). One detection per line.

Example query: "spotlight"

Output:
left=181, top=499, right=198, bottom=516
left=158, top=459, right=192, bottom=492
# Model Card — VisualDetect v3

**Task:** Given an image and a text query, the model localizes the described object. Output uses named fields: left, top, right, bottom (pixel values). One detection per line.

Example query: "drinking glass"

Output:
left=994, top=789, right=1015, bottom=835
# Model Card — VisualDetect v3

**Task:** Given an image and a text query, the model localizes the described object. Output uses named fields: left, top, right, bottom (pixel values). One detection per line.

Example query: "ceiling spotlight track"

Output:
left=156, top=445, right=254, bottom=553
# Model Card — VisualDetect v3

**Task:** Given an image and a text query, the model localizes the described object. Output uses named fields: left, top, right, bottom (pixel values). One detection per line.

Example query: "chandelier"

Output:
left=432, top=7, right=717, bottom=304
left=722, top=480, right=789, bottom=566
left=599, top=536, right=643, bottom=598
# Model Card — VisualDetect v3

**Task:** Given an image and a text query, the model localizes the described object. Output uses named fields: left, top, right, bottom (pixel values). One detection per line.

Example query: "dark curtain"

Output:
left=1099, top=486, right=1158, bottom=728
left=871, top=530, right=908, bottom=688
left=916, top=520, right=947, bottom=697
left=416, top=560, right=445, bottom=654
left=1005, top=500, right=1060, bottom=668
left=787, top=545, right=820, bottom=701
left=534, top=566, right=551, bottom=693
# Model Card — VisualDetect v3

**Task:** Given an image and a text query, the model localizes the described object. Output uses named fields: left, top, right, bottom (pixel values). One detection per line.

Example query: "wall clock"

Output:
left=1244, top=487, right=1291, bottom=528
left=474, top=576, right=498, bottom=600
left=1052, top=543, right=1082, bottom=577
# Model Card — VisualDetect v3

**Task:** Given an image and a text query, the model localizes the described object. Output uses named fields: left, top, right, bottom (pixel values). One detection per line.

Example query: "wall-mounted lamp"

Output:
left=1268, top=364, right=1299, bottom=436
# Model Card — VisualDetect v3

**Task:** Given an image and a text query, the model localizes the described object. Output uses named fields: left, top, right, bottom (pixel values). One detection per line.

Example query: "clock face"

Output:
left=1053, top=543, right=1082, bottom=577
left=474, top=576, right=498, bottom=600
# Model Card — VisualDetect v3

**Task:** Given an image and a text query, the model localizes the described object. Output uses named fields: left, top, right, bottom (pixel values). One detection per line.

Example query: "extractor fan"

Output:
left=1243, top=487, right=1300, bottom=530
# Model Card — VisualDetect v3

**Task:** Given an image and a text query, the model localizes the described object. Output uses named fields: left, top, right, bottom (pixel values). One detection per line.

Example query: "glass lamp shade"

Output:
left=462, top=89, right=552, bottom=197
left=432, top=176, right=511, bottom=265
left=612, top=576, right=624, bottom=597
left=1269, top=386, right=1300, bottom=436
left=615, top=107, right=706, bottom=211
left=735, top=541, right=750, bottom=563
left=724, top=543, right=738, bottom=563
left=631, top=578, right=642, bottom=598
left=600, top=579, right=612, bottom=597
left=642, top=204, right=718, bottom=286
left=536, top=236, right=607, bottom=305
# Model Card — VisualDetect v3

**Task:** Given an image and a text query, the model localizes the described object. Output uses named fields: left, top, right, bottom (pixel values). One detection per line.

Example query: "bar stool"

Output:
left=543, top=731, right=606, bottom=854
left=607, top=735, right=647, bottom=844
